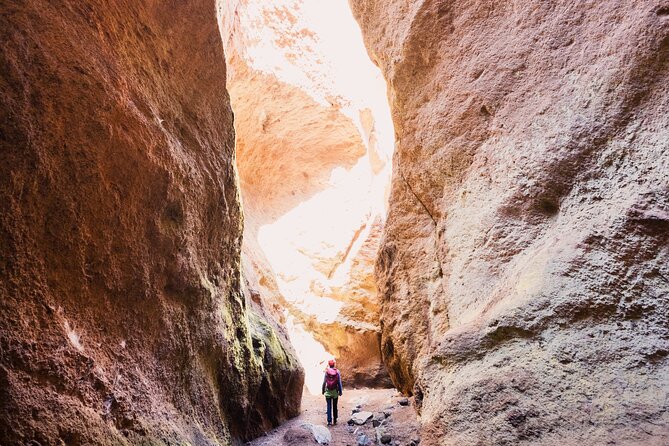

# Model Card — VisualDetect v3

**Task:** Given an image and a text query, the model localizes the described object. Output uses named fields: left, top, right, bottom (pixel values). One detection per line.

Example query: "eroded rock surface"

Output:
left=220, top=0, right=394, bottom=389
left=0, top=1, right=302, bottom=444
left=351, top=1, right=669, bottom=444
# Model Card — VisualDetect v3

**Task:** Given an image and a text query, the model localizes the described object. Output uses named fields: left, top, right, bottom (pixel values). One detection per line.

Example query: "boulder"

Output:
left=302, top=423, right=332, bottom=445
left=349, top=411, right=374, bottom=425
left=283, top=426, right=313, bottom=445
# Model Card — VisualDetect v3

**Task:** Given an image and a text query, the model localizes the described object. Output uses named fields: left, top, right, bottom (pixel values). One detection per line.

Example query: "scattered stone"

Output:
left=357, top=433, right=370, bottom=446
left=102, top=394, right=115, bottom=416
left=398, top=398, right=409, bottom=406
left=383, top=410, right=392, bottom=418
left=372, top=413, right=386, bottom=427
left=349, top=411, right=374, bottom=425
left=352, top=406, right=361, bottom=414
left=283, top=426, right=312, bottom=445
left=301, top=423, right=331, bottom=445
left=380, top=434, right=392, bottom=444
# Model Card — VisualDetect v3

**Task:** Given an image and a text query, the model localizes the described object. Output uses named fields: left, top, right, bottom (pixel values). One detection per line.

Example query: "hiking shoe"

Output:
left=327, top=422, right=332, bottom=426
left=333, top=419, right=337, bottom=425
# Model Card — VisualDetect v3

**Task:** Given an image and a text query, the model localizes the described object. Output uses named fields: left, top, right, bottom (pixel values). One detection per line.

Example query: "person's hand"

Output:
left=338, top=391, right=342, bottom=396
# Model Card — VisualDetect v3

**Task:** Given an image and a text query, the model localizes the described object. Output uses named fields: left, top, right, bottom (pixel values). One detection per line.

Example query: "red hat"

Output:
left=328, top=359, right=336, bottom=367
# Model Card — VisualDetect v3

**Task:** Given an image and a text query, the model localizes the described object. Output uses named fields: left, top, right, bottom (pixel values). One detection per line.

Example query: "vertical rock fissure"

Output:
left=398, top=167, right=437, bottom=227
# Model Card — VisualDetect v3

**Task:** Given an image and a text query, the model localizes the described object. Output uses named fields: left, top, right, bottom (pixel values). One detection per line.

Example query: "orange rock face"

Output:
left=352, top=0, right=669, bottom=444
left=220, top=0, right=394, bottom=389
left=0, top=1, right=302, bottom=443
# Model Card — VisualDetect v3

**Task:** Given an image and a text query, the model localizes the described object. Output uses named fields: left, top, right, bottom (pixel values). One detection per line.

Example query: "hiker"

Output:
left=322, top=359, right=343, bottom=426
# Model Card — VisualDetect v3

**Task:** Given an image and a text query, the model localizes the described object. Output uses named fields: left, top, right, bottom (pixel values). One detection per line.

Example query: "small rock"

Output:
left=349, top=411, right=374, bottom=425
left=383, top=410, right=392, bottom=418
left=398, top=398, right=409, bottom=406
left=380, top=434, right=392, bottom=444
left=372, top=413, right=386, bottom=427
left=351, top=407, right=361, bottom=414
left=283, top=426, right=312, bottom=445
left=301, top=423, right=331, bottom=445
left=357, top=433, right=370, bottom=446
left=102, top=394, right=115, bottom=416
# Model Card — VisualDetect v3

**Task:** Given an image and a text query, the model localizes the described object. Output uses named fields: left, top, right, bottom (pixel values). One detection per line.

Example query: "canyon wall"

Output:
left=219, top=0, right=394, bottom=390
left=0, top=1, right=302, bottom=444
left=351, top=0, right=669, bottom=444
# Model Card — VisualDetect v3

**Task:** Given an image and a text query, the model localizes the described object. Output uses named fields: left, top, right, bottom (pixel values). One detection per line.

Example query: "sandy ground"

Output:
left=248, top=388, right=420, bottom=446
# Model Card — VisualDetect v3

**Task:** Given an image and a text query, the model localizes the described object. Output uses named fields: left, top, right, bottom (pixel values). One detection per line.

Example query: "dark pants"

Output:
left=326, top=397, right=338, bottom=423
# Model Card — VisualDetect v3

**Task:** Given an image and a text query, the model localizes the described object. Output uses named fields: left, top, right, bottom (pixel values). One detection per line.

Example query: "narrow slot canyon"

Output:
left=219, top=0, right=395, bottom=394
left=1, top=1, right=668, bottom=446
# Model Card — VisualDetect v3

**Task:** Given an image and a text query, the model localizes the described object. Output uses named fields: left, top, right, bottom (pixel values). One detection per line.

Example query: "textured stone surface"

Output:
left=249, top=389, right=421, bottom=446
left=350, top=411, right=374, bottom=426
left=220, top=0, right=393, bottom=389
left=301, top=423, right=332, bottom=445
left=351, top=0, right=669, bottom=444
left=0, top=1, right=302, bottom=444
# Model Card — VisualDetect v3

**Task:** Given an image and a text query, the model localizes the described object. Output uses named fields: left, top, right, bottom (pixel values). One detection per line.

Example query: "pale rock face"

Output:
left=351, top=0, right=669, bottom=444
left=219, top=0, right=394, bottom=389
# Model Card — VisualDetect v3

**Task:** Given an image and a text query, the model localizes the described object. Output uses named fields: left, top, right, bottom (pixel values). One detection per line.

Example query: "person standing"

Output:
left=322, top=359, right=343, bottom=426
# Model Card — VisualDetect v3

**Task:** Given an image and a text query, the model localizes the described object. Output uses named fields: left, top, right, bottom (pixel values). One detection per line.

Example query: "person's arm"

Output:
left=322, top=373, right=326, bottom=394
left=338, top=372, right=343, bottom=395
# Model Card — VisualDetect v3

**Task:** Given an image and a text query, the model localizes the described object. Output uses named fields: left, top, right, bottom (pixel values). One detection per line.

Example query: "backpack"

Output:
left=325, top=368, right=339, bottom=390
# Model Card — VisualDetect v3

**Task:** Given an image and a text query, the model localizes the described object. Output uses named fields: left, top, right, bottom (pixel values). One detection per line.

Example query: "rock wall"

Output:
left=220, top=0, right=394, bottom=390
left=351, top=0, right=669, bottom=444
left=0, top=1, right=302, bottom=444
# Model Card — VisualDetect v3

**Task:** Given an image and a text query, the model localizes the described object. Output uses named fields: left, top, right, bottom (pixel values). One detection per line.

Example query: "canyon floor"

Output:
left=248, top=389, right=420, bottom=446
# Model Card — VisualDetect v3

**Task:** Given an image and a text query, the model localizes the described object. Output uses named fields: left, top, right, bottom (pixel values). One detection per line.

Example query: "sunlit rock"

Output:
left=219, top=0, right=394, bottom=390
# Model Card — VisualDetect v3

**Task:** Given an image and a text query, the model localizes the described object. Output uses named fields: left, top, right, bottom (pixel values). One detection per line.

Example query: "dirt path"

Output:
left=248, top=389, right=420, bottom=446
